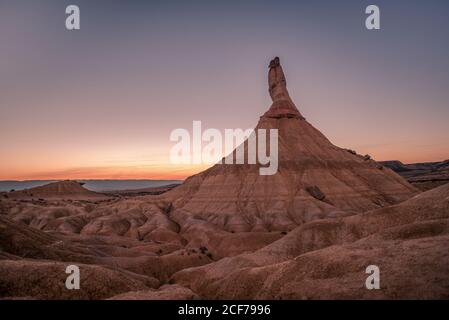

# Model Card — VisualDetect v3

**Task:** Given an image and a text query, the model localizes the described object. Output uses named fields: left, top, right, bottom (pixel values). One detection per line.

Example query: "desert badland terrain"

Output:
left=1, top=58, right=448, bottom=300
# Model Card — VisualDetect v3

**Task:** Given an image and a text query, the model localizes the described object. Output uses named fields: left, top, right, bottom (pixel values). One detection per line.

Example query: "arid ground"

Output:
left=1, top=58, right=448, bottom=300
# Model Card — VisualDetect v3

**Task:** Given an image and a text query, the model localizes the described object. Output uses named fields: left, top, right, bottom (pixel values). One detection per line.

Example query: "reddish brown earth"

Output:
left=2, top=180, right=112, bottom=201
left=172, top=183, right=449, bottom=299
left=0, top=58, right=447, bottom=300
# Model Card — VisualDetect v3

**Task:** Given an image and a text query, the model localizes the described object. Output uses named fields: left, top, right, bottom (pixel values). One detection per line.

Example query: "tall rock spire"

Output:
left=165, top=57, right=417, bottom=234
left=263, top=57, right=304, bottom=119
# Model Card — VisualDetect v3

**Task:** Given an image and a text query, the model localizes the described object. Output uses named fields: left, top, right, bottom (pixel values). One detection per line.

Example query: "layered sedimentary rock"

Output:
left=165, top=57, right=418, bottom=233
left=0, top=57, right=447, bottom=300
left=171, top=183, right=449, bottom=299
left=4, top=180, right=111, bottom=201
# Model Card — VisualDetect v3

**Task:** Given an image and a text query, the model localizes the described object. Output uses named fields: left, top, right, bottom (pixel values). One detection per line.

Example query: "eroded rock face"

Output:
left=171, top=183, right=449, bottom=299
left=164, top=58, right=418, bottom=234
left=0, top=214, right=207, bottom=299
left=107, top=284, right=199, bottom=300
left=1, top=57, right=443, bottom=300
left=265, top=57, right=304, bottom=119
left=5, top=180, right=112, bottom=201
left=0, top=260, right=154, bottom=300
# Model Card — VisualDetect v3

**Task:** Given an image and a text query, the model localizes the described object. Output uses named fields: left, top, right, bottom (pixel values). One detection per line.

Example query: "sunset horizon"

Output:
left=1, top=139, right=448, bottom=181
left=1, top=0, right=449, bottom=305
left=2, top=1, right=448, bottom=182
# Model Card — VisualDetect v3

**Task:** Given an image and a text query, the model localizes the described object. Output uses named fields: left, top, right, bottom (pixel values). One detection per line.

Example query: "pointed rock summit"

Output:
left=165, top=57, right=418, bottom=233
left=264, top=57, right=304, bottom=119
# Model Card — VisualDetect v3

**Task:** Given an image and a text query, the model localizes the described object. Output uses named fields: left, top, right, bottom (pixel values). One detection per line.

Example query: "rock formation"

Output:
left=5, top=180, right=111, bottom=201
left=1, top=57, right=445, bottom=300
left=265, top=56, right=304, bottom=119
left=381, top=159, right=449, bottom=191
left=164, top=57, right=418, bottom=234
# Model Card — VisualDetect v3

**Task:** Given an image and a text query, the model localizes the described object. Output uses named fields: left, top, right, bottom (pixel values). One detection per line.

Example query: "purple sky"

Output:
left=1, top=0, right=448, bottom=180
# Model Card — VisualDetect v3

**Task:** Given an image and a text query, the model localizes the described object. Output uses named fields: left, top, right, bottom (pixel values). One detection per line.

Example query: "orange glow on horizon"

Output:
left=1, top=149, right=448, bottom=181
left=0, top=164, right=212, bottom=181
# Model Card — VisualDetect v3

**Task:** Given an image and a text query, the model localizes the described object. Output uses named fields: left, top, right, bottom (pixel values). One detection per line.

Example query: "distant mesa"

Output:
left=4, top=180, right=112, bottom=201
left=381, top=159, right=449, bottom=191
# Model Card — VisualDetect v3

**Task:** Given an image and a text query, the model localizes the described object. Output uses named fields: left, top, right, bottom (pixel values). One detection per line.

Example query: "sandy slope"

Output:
left=171, top=183, right=449, bottom=299
left=3, top=180, right=112, bottom=201
left=0, top=58, right=445, bottom=299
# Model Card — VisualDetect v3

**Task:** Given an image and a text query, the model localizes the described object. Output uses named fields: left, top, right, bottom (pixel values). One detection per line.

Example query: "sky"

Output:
left=1, top=0, right=448, bottom=180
